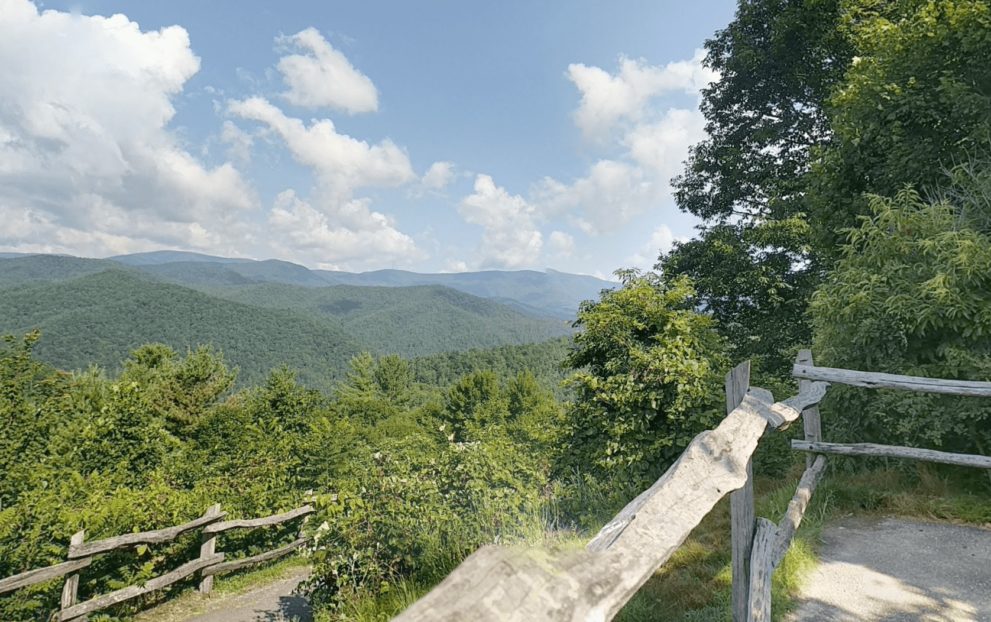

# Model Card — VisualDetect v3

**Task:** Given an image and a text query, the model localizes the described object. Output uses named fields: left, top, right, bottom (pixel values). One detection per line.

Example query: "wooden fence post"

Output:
left=796, top=350, right=822, bottom=468
left=747, top=518, right=778, bottom=622
left=61, top=530, right=85, bottom=621
left=727, top=360, right=753, bottom=622
left=198, top=504, right=222, bottom=594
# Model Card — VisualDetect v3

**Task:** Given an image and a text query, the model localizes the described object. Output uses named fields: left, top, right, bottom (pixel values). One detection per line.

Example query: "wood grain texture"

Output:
left=198, top=503, right=222, bottom=594
left=395, top=371, right=774, bottom=622
left=202, top=505, right=313, bottom=534
left=727, top=360, right=753, bottom=622
left=0, top=557, right=91, bottom=595
left=792, top=441, right=991, bottom=469
left=771, top=456, right=827, bottom=567
left=747, top=518, right=777, bottom=622
left=201, top=538, right=306, bottom=577
left=796, top=350, right=822, bottom=468
left=60, top=530, right=85, bottom=616
left=58, top=554, right=223, bottom=621
left=792, top=364, right=991, bottom=397
left=68, top=512, right=226, bottom=559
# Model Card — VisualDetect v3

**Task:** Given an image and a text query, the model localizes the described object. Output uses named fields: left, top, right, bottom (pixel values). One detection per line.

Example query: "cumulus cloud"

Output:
left=229, top=96, right=414, bottom=201
left=535, top=159, right=651, bottom=234
left=277, top=27, right=378, bottom=113
left=529, top=51, right=713, bottom=235
left=266, top=189, right=421, bottom=269
left=627, top=224, right=685, bottom=270
left=568, top=48, right=715, bottom=139
left=228, top=95, right=423, bottom=267
left=220, top=120, right=254, bottom=163
left=0, top=0, right=256, bottom=257
left=421, top=161, right=455, bottom=190
left=548, top=231, right=575, bottom=257
left=459, top=175, right=542, bottom=269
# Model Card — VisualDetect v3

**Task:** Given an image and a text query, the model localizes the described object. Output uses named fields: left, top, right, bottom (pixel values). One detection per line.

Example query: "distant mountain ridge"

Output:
left=28, top=250, right=615, bottom=319
left=0, top=253, right=579, bottom=388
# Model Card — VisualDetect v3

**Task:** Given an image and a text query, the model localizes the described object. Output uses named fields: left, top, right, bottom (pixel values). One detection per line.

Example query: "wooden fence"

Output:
left=392, top=349, right=991, bottom=622
left=0, top=504, right=313, bottom=621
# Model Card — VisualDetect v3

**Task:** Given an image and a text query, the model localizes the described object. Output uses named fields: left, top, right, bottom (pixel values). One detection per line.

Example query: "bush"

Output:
left=811, top=188, right=991, bottom=455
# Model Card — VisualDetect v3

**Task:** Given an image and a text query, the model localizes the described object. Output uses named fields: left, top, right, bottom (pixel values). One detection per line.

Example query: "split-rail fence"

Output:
left=393, top=349, right=991, bottom=621
left=4, top=352, right=989, bottom=621
left=0, top=503, right=313, bottom=621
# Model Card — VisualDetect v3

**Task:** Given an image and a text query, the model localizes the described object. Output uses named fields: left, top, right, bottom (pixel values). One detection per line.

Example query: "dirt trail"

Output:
left=135, top=567, right=312, bottom=622
left=787, top=516, right=991, bottom=621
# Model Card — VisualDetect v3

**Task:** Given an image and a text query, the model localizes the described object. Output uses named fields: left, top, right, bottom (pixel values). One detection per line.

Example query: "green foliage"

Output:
left=811, top=188, right=991, bottom=453
left=664, top=0, right=852, bottom=377
left=811, top=0, right=991, bottom=250
left=560, top=272, right=728, bottom=488
left=0, top=270, right=362, bottom=390
left=214, top=282, right=572, bottom=359
left=660, top=218, right=817, bottom=376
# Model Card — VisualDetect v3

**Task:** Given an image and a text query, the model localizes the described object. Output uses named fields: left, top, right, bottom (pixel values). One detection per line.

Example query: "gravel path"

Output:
left=788, top=516, right=991, bottom=621
left=182, top=568, right=312, bottom=622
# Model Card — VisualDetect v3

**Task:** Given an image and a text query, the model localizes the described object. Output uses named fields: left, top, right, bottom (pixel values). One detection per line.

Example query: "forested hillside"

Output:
left=0, top=271, right=363, bottom=387
left=3, top=1, right=991, bottom=621
left=0, top=268, right=571, bottom=387
left=110, top=251, right=614, bottom=319
left=213, top=283, right=570, bottom=357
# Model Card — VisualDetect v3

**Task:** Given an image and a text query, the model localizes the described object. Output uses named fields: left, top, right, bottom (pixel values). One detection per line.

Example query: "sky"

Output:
left=0, top=0, right=737, bottom=277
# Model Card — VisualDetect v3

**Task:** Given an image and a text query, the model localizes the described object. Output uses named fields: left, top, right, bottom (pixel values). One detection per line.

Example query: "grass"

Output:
left=614, top=459, right=991, bottom=622
left=180, top=462, right=989, bottom=622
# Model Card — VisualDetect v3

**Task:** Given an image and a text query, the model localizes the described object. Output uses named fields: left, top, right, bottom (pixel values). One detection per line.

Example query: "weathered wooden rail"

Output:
left=0, top=503, right=313, bottom=621
left=394, top=350, right=991, bottom=622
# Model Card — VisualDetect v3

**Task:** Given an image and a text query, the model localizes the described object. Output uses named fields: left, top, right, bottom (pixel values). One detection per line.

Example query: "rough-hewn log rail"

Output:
left=68, top=512, right=227, bottom=559
left=771, top=455, right=827, bottom=567
left=793, top=364, right=991, bottom=397
left=0, top=558, right=92, bottom=595
left=202, top=505, right=314, bottom=534
left=202, top=537, right=307, bottom=577
left=792, top=441, right=991, bottom=469
left=394, top=378, right=830, bottom=622
left=59, top=554, right=224, bottom=621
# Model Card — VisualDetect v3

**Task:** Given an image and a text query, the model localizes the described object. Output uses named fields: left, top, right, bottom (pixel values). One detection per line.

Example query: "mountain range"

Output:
left=0, top=252, right=613, bottom=387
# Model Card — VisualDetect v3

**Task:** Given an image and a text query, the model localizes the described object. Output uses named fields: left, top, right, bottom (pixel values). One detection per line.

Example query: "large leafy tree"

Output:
left=559, top=272, right=728, bottom=485
left=661, top=0, right=852, bottom=375
left=810, top=0, right=991, bottom=251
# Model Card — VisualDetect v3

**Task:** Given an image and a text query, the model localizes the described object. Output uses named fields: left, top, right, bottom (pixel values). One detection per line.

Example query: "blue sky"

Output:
left=1, top=0, right=736, bottom=276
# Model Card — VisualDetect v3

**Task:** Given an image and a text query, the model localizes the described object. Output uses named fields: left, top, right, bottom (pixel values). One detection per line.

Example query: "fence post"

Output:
left=727, top=360, right=753, bottom=622
left=61, top=530, right=86, bottom=621
left=198, top=504, right=222, bottom=594
left=747, top=518, right=778, bottom=622
left=796, top=350, right=822, bottom=468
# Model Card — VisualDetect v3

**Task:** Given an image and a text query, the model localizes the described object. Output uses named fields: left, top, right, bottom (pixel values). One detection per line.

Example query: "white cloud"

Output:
left=422, top=161, right=455, bottom=190
left=529, top=52, right=712, bottom=236
left=228, top=96, right=423, bottom=268
left=266, top=190, right=421, bottom=268
left=567, top=48, right=715, bottom=139
left=459, top=175, right=542, bottom=269
left=220, top=120, right=254, bottom=163
left=627, top=224, right=685, bottom=270
left=0, top=0, right=256, bottom=257
left=229, top=96, right=414, bottom=201
left=548, top=231, right=575, bottom=257
left=277, top=27, right=378, bottom=113
left=624, top=108, right=706, bottom=179
left=535, top=159, right=653, bottom=233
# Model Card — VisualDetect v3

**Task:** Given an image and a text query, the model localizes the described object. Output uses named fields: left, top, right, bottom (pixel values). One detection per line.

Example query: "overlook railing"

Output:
left=394, top=349, right=991, bottom=622
left=0, top=503, right=313, bottom=621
